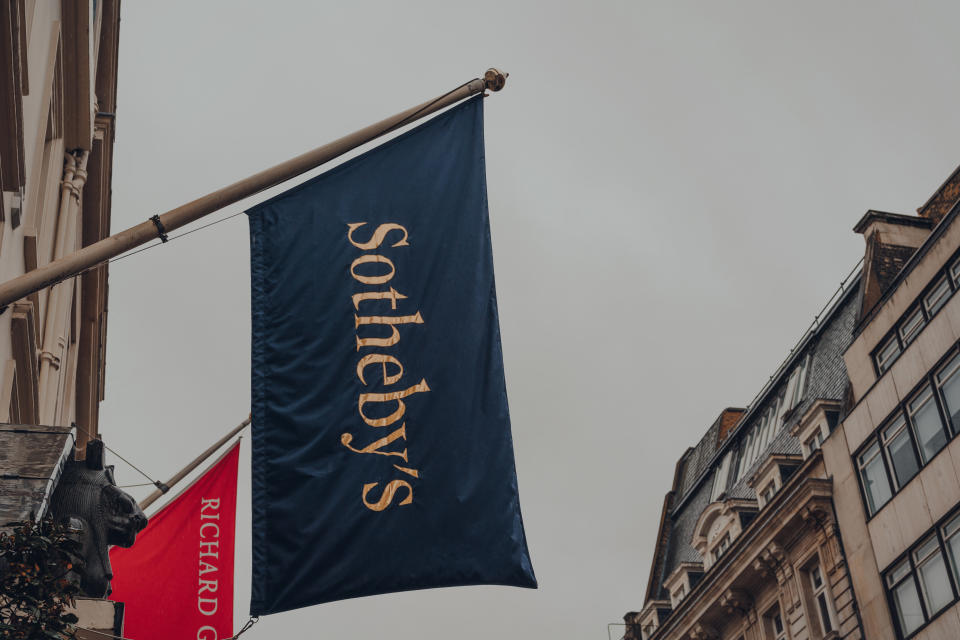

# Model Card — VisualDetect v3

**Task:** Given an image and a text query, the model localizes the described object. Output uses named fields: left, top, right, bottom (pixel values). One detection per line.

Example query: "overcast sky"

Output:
left=100, top=2, right=960, bottom=639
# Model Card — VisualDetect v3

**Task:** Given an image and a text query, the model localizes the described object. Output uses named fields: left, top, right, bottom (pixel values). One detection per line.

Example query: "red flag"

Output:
left=110, top=441, right=240, bottom=640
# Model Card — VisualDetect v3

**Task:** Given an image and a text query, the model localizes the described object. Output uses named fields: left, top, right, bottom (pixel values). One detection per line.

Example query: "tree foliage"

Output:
left=0, top=519, right=81, bottom=640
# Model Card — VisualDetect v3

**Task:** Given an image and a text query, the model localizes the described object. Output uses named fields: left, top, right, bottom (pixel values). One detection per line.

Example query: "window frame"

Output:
left=924, top=275, right=953, bottom=317
left=805, top=428, right=824, bottom=455
left=882, top=502, right=960, bottom=639
left=875, top=333, right=903, bottom=374
left=934, top=352, right=960, bottom=436
left=857, top=439, right=894, bottom=516
left=886, top=557, right=926, bottom=638
left=899, top=306, right=926, bottom=347
left=912, top=534, right=955, bottom=618
left=869, top=245, right=960, bottom=379
left=764, top=603, right=788, bottom=640
left=880, top=413, right=920, bottom=491
left=760, top=481, right=776, bottom=506
left=951, top=256, right=960, bottom=288
left=808, top=562, right=837, bottom=636
left=906, top=385, right=950, bottom=464
left=855, top=341, right=960, bottom=519
left=712, top=532, right=732, bottom=562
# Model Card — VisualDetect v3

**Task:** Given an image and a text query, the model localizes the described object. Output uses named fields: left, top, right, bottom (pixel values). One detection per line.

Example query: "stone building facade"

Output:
left=0, top=0, right=117, bottom=447
left=1, top=2, right=123, bottom=637
left=626, top=165, right=960, bottom=640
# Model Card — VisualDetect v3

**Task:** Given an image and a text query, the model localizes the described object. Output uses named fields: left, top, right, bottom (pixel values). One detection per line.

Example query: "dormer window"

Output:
left=792, top=399, right=840, bottom=460
left=634, top=600, right=670, bottom=640
left=662, top=562, right=702, bottom=610
left=692, top=500, right=756, bottom=570
left=749, top=453, right=801, bottom=509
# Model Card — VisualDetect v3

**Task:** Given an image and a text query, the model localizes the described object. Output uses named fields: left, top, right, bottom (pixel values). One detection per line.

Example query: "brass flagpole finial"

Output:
left=484, top=68, right=508, bottom=92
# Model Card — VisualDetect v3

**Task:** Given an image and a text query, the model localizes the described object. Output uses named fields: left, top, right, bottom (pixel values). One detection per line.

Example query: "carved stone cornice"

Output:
left=647, top=476, right=836, bottom=640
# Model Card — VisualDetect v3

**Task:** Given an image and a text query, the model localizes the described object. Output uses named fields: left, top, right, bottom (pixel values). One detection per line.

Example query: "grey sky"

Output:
left=100, top=2, right=960, bottom=639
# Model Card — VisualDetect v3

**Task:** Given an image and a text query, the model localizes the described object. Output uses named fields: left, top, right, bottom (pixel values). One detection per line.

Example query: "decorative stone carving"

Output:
left=720, top=588, right=753, bottom=615
left=48, top=440, right=147, bottom=597
left=688, top=622, right=719, bottom=640
left=801, top=504, right=843, bottom=574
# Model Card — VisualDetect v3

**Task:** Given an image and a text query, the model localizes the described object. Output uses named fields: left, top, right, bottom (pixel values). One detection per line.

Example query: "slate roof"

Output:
left=645, top=282, right=860, bottom=602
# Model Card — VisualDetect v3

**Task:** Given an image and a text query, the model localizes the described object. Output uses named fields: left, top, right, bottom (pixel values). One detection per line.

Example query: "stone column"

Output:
left=38, top=151, right=88, bottom=425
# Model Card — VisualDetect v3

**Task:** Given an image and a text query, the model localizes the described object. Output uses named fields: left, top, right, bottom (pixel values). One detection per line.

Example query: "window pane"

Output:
left=817, top=593, right=834, bottom=633
left=916, top=544, right=954, bottom=616
left=945, top=514, right=960, bottom=539
left=952, top=258, right=960, bottom=287
left=811, top=564, right=824, bottom=589
left=889, top=559, right=913, bottom=585
left=925, top=277, right=952, bottom=316
left=945, top=519, right=960, bottom=584
left=937, top=354, right=960, bottom=434
left=901, top=308, right=926, bottom=345
left=910, top=388, right=948, bottom=462
left=860, top=442, right=893, bottom=513
left=893, top=577, right=925, bottom=636
left=883, top=417, right=920, bottom=488
left=877, top=336, right=902, bottom=373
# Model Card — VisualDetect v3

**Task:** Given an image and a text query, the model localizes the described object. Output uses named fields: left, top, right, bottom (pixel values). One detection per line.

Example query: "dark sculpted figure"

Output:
left=48, top=439, right=148, bottom=597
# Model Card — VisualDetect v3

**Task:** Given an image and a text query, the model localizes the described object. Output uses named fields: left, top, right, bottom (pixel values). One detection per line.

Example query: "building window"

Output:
left=871, top=252, right=960, bottom=379
left=858, top=441, right=893, bottom=514
left=900, top=307, right=926, bottom=346
left=924, top=276, right=952, bottom=316
left=711, top=451, right=734, bottom=502
left=764, top=604, right=788, bottom=640
left=712, top=533, right=731, bottom=562
left=887, top=558, right=925, bottom=637
left=805, top=429, right=824, bottom=455
left=913, top=535, right=954, bottom=617
left=761, top=481, right=777, bottom=505
left=935, top=353, right=960, bottom=434
left=881, top=414, right=919, bottom=490
left=876, top=334, right=902, bottom=374
left=943, top=514, right=960, bottom=592
left=884, top=514, right=960, bottom=638
left=951, top=257, right=960, bottom=288
left=857, top=347, right=960, bottom=516
left=809, top=563, right=836, bottom=635
left=908, top=386, right=948, bottom=463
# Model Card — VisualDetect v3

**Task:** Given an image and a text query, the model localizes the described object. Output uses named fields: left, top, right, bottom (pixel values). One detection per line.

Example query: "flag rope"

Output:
left=229, top=616, right=260, bottom=639
left=72, top=421, right=166, bottom=492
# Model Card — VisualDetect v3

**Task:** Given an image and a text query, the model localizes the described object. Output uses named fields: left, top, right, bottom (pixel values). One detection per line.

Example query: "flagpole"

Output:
left=139, top=415, right=250, bottom=510
left=0, top=69, right=508, bottom=310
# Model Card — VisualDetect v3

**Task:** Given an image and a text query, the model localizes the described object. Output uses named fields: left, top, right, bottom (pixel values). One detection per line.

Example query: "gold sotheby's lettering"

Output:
left=342, top=222, right=429, bottom=511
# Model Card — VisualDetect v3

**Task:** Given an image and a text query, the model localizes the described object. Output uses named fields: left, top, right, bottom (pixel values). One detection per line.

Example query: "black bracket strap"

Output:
left=150, top=215, right=169, bottom=243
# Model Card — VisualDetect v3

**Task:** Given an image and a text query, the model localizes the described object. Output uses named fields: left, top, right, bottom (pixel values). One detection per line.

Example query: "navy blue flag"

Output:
left=247, top=97, right=536, bottom=616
